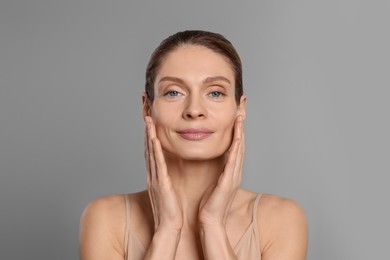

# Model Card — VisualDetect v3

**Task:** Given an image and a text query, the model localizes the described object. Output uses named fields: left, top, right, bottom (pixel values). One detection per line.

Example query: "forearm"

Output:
left=143, top=228, right=181, bottom=260
left=199, top=224, right=237, bottom=260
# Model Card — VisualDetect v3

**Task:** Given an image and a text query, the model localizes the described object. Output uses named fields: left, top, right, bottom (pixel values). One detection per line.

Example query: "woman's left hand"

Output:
left=198, top=116, right=245, bottom=227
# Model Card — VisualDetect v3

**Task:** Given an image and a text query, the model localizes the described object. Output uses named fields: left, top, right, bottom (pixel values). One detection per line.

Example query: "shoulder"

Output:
left=257, top=194, right=308, bottom=259
left=80, top=194, right=127, bottom=229
left=79, top=194, right=128, bottom=259
left=79, top=191, right=151, bottom=259
left=80, top=191, right=148, bottom=224
left=258, top=194, right=307, bottom=223
left=82, top=193, right=126, bottom=210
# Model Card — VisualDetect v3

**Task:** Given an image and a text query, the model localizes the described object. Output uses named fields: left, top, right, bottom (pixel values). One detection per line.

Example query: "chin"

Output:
left=174, top=155, right=224, bottom=162
left=164, top=143, right=229, bottom=161
left=178, top=153, right=221, bottom=161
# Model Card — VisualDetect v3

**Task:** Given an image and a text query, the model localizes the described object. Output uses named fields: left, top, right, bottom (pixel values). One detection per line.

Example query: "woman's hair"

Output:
left=145, top=30, right=243, bottom=104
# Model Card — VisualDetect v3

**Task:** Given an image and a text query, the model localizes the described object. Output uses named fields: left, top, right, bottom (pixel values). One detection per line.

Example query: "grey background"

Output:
left=1, top=0, right=389, bottom=259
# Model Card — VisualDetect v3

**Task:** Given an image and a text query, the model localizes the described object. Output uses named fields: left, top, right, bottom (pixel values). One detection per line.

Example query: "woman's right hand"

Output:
left=144, top=116, right=183, bottom=233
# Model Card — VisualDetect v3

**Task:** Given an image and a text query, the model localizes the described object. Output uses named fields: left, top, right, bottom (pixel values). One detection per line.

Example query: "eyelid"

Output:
left=160, top=84, right=183, bottom=95
left=208, top=85, right=227, bottom=94
left=208, top=83, right=228, bottom=90
left=208, top=81, right=230, bottom=88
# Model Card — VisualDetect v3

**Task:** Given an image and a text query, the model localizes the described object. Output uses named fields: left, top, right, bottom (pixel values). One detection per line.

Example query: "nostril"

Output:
left=183, top=104, right=207, bottom=119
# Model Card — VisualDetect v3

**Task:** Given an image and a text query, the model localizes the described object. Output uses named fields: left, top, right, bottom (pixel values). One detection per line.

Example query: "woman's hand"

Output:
left=198, top=116, right=245, bottom=227
left=144, top=116, right=183, bottom=232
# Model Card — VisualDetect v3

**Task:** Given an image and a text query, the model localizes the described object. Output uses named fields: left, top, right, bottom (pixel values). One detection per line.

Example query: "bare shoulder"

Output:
left=81, top=194, right=126, bottom=216
left=79, top=191, right=151, bottom=260
left=79, top=194, right=128, bottom=260
left=258, top=194, right=308, bottom=260
left=258, top=194, right=307, bottom=221
left=80, top=191, right=148, bottom=228
left=80, top=194, right=127, bottom=231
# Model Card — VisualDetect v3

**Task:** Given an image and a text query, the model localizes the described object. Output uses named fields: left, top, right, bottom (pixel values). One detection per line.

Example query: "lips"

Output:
left=177, top=128, right=214, bottom=140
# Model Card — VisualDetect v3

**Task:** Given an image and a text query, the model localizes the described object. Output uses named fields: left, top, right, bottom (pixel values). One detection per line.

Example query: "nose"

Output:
left=182, top=94, right=207, bottom=120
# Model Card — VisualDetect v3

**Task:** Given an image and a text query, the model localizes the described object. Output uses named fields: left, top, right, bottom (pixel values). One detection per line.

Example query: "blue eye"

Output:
left=209, top=91, right=223, bottom=98
left=165, top=91, right=180, bottom=97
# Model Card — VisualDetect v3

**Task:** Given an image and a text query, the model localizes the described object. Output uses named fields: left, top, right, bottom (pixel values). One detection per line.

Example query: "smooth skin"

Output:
left=79, top=45, right=308, bottom=260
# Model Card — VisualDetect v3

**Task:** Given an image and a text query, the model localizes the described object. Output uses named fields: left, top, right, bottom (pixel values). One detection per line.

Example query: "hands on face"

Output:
left=198, top=116, right=245, bottom=227
left=144, top=115, right=245, bottom=231
left=144, top=116, right=183, bottom=232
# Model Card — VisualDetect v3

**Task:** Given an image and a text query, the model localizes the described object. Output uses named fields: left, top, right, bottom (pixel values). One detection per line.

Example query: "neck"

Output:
left=164, top=152, right=226, bottom=229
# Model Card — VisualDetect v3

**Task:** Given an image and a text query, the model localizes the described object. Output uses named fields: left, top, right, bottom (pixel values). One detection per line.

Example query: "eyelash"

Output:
left=164, top=90, right=181, bottom=97
left=208, top=91, right=225, bottom=98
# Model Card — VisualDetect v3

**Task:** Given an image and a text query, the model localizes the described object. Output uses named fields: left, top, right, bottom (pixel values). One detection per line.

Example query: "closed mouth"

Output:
left=177, top=128, right=214, bottom=140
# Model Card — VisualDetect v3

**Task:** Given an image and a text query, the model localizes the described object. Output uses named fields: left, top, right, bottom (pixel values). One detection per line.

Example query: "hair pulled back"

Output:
left=145, top=30, right=243, bottom=104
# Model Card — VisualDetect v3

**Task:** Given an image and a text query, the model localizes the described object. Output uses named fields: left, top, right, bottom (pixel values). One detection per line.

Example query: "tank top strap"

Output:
left=124, top=194, right=131, bottom=257
left=252, top=193, right=262, bottom=227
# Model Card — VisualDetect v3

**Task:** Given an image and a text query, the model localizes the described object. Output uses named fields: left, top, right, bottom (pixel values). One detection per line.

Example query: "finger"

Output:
left=240, top=119, right=246, bottom=166
left=146, top=117, right=157, bottom=182
left=234, top=119, right=245, bottom=182
left=147, top=117, right=159, bottom=180
left=226, top=116, right=243, bottom=156
left=233, top=139, right=244, bottom=184
left=231, top=116, right=242, bottom=144
left=144, top=118, right=152, bottom=186
left=144, top=124, right=151, bottom=187
left=152, top=138, right=169, bottom=184
left=234, top=116, right=243, bottom=141
left=147, top=116, right=157, bottom=139
left=147, top=188, right=159, bottom=229
left=148, top=117, right=165, bottom=183
left=219, top=138, right=241, bottom=187
left=228, top=117, right=243, bottom=179
left=241, top=119, right=245, bottom=154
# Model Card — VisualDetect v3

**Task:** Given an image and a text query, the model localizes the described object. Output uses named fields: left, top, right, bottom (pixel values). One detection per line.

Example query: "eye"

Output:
left=209, top=91, right=224, bottom=98
left=164, top=90, right=181, bottom=97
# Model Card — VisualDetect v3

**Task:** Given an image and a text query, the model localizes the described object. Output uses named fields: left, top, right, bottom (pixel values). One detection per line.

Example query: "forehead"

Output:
left=156, top=45, right=235, bottom=82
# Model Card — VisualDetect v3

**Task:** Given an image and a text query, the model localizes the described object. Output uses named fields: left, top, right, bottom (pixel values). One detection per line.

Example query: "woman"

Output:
left=79, top=30, right=308, bottom=260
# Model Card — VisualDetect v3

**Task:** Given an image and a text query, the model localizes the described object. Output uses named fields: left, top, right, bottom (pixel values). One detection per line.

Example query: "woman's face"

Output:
left=144, top=45, right=246, bottom=160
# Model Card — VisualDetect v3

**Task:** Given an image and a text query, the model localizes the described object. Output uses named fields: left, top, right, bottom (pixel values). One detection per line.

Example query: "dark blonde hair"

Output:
left=145, top=30, right=243, bottom=104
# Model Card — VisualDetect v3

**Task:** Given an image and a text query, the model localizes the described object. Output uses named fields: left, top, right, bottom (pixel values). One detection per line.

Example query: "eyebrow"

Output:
left=158, top=76, right=185, bottom=85
left=158, top=76, right=231, bottom=85
left=204, top=76, right=231, bottom=85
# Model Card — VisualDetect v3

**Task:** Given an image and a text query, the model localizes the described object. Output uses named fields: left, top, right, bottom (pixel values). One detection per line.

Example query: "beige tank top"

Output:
left=124, top=193, right=262, bottom=260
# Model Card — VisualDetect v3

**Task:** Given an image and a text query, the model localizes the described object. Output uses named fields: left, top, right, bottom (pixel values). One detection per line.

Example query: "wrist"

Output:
left=199, top=223, right=237, bottom=259
left=145, top=226, right=182, bottom=260
left=153, top=227, right=182, bottom=247
left=155, top=226, right=182, bottom=237
left=199, top=223, right=227, bottom=237
left=199, top=220, right=225, bottom=229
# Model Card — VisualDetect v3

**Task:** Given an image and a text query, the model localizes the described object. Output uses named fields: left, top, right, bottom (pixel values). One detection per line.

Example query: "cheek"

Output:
left=219, top=112, right=238, bottom=146
left=153, top=119, right=169, bottom=139
left=225, top=120, right=236, bottom=144
left=151, top=112, right=175, bottom=141
left=222, top=109, right=238, bottom=131
left=151, top=105, right=170, bottom=131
